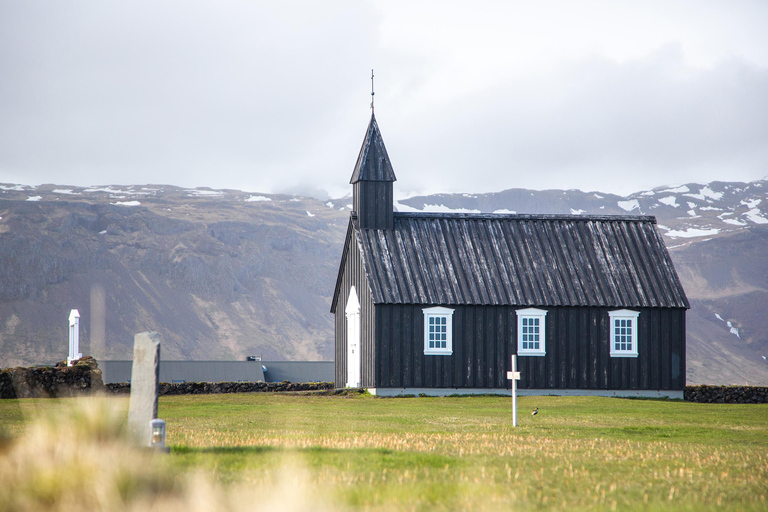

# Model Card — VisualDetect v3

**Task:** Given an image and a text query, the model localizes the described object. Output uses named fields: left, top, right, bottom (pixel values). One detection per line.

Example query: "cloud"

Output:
left=1, top=1, right=767, bottom=198
left=385, top=44, right=768, bottom=195
left=0, top=1, right=380, bottom=193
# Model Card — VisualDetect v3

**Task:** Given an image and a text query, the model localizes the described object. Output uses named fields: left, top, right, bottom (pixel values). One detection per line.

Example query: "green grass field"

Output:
left=1, top=393, right=766, bottom=511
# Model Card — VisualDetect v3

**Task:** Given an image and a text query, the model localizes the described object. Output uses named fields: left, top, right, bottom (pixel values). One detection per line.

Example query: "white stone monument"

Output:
left=67, top=309, right=82, bottom=366
left=506, top=355, right=521, bottom=427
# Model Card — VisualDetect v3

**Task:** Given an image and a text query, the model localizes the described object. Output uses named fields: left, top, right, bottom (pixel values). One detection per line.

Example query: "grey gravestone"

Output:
left=127, top=331, right=161, bottom=445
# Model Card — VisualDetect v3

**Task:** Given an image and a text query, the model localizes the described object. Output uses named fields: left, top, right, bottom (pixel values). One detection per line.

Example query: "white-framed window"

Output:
left=609, top=309, right=640, bottom=357
left=516, top=308, right=547, bottom=356
left=423, top=306, right=454, bottom=355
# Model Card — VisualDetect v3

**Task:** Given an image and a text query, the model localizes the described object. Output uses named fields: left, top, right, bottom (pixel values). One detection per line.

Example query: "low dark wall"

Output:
left=106, top=381, right=335, bottom=395
left=0, top=357, right=104, bottom=399
left=684, top=385, right=767, bottom=404
left=1, top=364, right=765, bottom=403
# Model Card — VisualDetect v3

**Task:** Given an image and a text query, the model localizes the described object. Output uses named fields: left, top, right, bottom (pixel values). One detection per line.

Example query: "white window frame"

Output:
left=516, top=308, right=547, bottom=356
left=423, top=306, right=454, bottom=355
left=609, top=309, right=640, bottom=358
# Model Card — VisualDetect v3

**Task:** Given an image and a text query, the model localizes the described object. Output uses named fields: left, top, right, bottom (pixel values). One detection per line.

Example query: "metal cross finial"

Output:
left=370, top=69, right=375, bottom=113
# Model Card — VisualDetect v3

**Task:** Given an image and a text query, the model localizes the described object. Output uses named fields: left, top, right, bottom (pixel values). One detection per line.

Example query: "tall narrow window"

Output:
left=423, top=307, right=453, bottom=355
left=609, top=309, right=639, bottom=357
left=516, top=308, right=547, bottom=356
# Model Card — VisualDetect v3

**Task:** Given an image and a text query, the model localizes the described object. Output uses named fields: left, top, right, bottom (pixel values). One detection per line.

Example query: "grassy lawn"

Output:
left=1, top=393, right=766, bottom=510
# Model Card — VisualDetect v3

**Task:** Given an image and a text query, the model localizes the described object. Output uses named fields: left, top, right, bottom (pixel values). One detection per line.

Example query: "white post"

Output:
left=506, top=355, right=521, bottom=427
left=68, top=309, right=82, bottom=366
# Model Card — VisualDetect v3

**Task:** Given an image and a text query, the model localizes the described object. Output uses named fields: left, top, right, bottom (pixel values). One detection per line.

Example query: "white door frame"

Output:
left=345, top=286, right=361, bottom=388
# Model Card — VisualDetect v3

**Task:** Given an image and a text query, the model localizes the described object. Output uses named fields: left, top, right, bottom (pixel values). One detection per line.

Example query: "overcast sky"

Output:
left=1, top=1, right=767, bottom=199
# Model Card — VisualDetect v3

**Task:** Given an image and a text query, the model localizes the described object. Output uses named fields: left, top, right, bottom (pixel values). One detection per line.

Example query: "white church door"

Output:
left=345, top=286, right=361, bottom=388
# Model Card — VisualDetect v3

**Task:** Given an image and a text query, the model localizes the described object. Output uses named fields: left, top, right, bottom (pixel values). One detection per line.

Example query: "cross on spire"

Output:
left=370, top=69, right=375, bottom=113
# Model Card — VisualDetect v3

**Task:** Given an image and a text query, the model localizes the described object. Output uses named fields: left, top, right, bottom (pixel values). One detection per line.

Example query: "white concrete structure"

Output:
left=67, top=309, right=82, bottom=366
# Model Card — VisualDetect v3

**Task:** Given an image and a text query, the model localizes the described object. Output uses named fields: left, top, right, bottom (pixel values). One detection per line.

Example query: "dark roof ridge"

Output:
left=392, top=212, right=657, bottom=223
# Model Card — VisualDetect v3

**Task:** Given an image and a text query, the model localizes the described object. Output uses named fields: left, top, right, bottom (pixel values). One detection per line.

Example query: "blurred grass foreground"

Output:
left=0, top=393, right=766, bottom=511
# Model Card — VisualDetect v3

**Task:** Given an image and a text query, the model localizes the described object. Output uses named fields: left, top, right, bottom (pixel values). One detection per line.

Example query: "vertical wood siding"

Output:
left=373, top=304, right=685, bottom=390
left=334, top=232, right=376, bottom=388
left=353, top=181, right=393, bottom=230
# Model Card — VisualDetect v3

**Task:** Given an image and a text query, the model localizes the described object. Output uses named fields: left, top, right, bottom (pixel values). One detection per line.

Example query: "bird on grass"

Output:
left=531, top=407, right=538, bottom=416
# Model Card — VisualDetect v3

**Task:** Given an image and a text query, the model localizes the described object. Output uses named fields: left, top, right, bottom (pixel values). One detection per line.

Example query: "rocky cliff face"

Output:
left=1, top=181, right=767, bottom=385
left=0, top=185, right=346, bottom=366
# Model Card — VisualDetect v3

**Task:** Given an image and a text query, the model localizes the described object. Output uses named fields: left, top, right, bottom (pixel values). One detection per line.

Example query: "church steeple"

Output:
left=350, top=113, right=396, bottom=229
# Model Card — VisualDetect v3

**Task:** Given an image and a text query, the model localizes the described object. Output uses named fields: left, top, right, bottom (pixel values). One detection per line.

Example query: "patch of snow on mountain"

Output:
left=617, top=199, right=639, bottom=212
left=85, top=187, right=143, bottom=195
left=26, top=196, right=42, bottom=201
left=346, top=204, right=353, bottom=209
left=699, top=206, right=722, bottom=211
left=493, top=209, right=516, bottom=214
left=99, top=230, right=107, bottom=235
left=185, top=189, right=223, bottom=196
left=641, top=190, right=655, bottom=196
left=660, top=185, right=690, bottom=194
left=245, top=195, right=271, bottom=202
left=593, top=194, right=603, bottom=199
left=683, top=186, right=723, bottom=201
left=658, top=196, right=679, bottom=207
left=701, top=186, right=723, bottom=200
left=715, top=313, right=724, bottom=322
left=726, top=321, right=740, bottom=339
left=743, top=208, right=768, bottom=224
left=0, top=184, right=33, bottom=191
left=111, top=201, right=141, bottom=206
left=394, top=201, right=422, bottom=212
left=722, top=218, right=747, bottom=226
left=662, top=227, right=720, bottom=239
left=741, top=198, right=762, bottom=208
left=422, top=204, right=481, bottom=214
left=53, top=189, right=80, bottom=195
left=325, top=201, right=334, bottom=208
left=306, top=211, right=315, bottom=217
left=570, top=208, right=585, bottom=215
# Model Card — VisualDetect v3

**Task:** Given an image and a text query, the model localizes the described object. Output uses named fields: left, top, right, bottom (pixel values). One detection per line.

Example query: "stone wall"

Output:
left=0, top=356, right=104, bottom=399
left=684, top=385, right=767, bottom=404
left=1, top=367, right=765, bottom=404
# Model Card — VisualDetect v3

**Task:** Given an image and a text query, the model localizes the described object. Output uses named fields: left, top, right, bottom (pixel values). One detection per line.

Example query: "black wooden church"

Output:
left=331, top=114, right=689, bottom=398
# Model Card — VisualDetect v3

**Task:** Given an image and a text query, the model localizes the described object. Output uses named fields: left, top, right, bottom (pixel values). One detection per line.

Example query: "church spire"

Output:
left=350, top=113, right=396, bottom=229
left=350, top=113, right=397, bottom=184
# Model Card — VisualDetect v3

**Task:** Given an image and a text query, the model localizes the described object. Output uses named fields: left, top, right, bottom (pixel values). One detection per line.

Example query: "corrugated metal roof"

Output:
left=349, top=114, right=397, bottom=184
left=354, top=213, right=689, bottom=308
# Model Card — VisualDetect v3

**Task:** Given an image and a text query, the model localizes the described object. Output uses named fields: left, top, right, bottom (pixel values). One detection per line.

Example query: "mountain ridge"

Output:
left=1, top=180, right=766, bottom=385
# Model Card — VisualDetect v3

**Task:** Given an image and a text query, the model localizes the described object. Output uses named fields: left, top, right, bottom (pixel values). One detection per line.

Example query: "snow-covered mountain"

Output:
left=1, top=179, right=767, bottom=385
left=394, top=180, right=768, bottom=244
